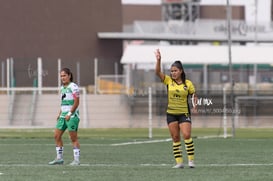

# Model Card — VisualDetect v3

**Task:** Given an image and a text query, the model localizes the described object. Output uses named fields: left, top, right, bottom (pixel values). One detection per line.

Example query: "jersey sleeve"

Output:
left=71, top=83, right=80, bottom=98
left=186, top=80, right=195, bottom=95
left=163, top=75, right=171, bottom=85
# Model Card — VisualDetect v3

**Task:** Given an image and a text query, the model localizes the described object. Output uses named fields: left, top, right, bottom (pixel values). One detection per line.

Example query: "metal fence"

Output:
left=0, top=86, right=272, bottom=131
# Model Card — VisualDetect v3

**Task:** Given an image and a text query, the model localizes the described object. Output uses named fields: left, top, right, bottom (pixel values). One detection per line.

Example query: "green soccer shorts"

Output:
left=56, top=116, right=80, bottom=131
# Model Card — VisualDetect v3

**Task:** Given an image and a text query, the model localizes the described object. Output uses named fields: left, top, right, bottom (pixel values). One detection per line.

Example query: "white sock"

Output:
left=73, top=147, right=80, bottom=161
left=56, top=146, right=63, bottom=160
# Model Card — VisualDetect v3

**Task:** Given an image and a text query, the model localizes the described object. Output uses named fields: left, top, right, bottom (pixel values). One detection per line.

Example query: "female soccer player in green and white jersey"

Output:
left=155, top=49, right=198, bottom=169
left=49, top=68, right=81, bottom=166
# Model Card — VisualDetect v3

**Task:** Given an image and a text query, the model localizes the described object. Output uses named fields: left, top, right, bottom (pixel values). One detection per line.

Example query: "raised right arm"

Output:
left=155, top=49, right=165, bottom=81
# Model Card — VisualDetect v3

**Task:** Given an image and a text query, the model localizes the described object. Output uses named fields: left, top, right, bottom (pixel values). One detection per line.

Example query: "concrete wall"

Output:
left=1, top=93, right=273, bottom=128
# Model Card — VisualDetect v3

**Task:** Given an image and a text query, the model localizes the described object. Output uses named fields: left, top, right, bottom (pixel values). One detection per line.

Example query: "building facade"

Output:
left=0, top=0, right=123, bottom=87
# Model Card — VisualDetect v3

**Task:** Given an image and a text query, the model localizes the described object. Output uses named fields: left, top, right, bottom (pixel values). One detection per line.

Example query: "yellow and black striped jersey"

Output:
left=163, top=75, right=195, bottom=114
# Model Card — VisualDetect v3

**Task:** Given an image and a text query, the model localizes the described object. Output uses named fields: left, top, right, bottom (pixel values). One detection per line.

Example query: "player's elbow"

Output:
left=155, top=69, right=161, bottom=76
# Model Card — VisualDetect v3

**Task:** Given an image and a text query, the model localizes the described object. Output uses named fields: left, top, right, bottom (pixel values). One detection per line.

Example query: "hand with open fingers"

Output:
left=155, top=49, right=161, bottom=61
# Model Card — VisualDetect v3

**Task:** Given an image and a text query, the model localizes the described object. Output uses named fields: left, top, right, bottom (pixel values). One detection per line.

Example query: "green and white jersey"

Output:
left=60, top=82, right=80, bottom=118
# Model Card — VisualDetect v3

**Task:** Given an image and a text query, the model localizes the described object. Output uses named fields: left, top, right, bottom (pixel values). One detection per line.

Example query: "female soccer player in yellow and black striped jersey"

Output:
left=155, top=49, right=198, bottom=169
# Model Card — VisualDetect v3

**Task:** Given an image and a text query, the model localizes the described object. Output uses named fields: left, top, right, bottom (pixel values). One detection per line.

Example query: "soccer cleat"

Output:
left=69, top=160, right=80, bottom=166
left=172, top=163, right=184, bottom=169
left=188, top=160, right=195, bottom=168
left=48, top=159, right=64, bottom=165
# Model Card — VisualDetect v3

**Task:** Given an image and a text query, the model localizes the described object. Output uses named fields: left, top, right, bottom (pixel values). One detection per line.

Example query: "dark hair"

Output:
left=171, top=60, right=186, bottom=86
left=61, top=67, right=73, bottom=82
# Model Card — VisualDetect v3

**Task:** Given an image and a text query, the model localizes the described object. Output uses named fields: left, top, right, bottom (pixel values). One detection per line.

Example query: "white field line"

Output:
left=0, top=135, right=231, bottom=147
left=110, top=135, right=232, bottom=146
left=196, top=134, right=233, bottom=139
left=0, top=163, right=273, bottom=167
left=141, top=163, right=273, bottom=167
left=0, top=143, right=108, bottom=146
left=0, top=135, right=231, bottom=148
left=110, top=138, right=172, bottom=146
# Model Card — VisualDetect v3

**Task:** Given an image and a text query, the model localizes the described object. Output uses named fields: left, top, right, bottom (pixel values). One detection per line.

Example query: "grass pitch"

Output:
left=0, top=128, right=273, bottom=181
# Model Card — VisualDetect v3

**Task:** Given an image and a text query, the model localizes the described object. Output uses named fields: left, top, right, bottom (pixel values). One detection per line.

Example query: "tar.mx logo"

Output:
left=192, top=97, right=213, bottom=107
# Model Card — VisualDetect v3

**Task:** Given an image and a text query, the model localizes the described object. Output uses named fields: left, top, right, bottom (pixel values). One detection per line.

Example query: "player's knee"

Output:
left=54, top=133, right=62, bottom=141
